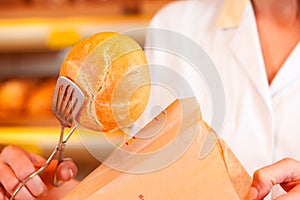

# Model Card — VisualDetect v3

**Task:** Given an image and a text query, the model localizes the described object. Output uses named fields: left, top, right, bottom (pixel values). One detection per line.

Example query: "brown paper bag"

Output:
left=62, top=98, right=251, bottom=200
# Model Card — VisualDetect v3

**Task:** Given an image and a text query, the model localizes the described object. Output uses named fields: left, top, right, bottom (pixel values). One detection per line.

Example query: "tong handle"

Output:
left=10, top=123, right=78, bottom=199
left=52, top=122, right=78, bottom=186
left=52, top=125, right=66, bottom=187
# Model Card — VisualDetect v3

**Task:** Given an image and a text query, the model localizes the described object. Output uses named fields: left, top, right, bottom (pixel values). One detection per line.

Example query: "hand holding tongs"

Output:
left=10, top=76, right=85, bottom=200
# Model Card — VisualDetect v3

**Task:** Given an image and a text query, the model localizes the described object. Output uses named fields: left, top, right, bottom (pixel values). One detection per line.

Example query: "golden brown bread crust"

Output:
left=60, top=32, right=150, bottom=131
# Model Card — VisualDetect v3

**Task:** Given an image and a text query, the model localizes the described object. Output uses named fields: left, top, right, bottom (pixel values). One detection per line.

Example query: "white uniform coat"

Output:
left=144, top=0, right=300, bottom=197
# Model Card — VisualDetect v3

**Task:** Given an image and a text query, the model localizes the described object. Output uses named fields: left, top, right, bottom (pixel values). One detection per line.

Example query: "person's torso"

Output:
left=146, top=0, right=300, bottom=180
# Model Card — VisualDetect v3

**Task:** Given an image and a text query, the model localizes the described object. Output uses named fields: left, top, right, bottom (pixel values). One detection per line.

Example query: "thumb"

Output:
left=244, top=187, right=258, bottom=200
left=251, top=158, right=300, bottom=199
left=41, top=159, right=77, bottom=186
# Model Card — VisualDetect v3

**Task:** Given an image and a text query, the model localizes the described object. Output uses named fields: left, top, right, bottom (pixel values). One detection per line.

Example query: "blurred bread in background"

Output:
left=0, top=77, right=57, bottom=126
left=27, top=78, right=56, bottom=117
left=0, top=79, right=32, bottom=113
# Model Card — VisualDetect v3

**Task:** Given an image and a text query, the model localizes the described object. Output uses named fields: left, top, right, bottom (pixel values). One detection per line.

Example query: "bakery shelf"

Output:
left=0, top=0, right=176, bottom=52
left=0, top=15, right=151, bottom=52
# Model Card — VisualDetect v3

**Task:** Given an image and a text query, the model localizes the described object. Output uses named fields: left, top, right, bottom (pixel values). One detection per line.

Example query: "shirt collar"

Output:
left=217, top=0, right=250, bottom=28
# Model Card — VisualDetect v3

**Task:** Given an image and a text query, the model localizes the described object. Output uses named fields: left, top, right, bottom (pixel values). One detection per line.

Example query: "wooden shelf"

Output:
left=0, top=0, right=176, bottom=52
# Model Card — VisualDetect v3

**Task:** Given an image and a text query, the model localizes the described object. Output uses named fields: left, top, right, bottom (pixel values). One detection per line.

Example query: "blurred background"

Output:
left=0, top=0, right=175, bottom=180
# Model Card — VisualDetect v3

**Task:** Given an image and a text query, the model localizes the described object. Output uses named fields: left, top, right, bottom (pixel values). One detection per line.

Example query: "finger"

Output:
left=0, top=161, right=35, bottom=200
left=28, top=152, right=46, bottom=168
left=0, top=146, right=47, bottom=197
left=251, top=158, right=300, bottom=199
left=281, top=180, right=300, bottom=192
left=0, top=193, right=8, bottom=200
left=244, top=186, right=258, bottom=200
left=0, top=184, right=8, bottom=200
left=274, top=184, right=300, bottom=200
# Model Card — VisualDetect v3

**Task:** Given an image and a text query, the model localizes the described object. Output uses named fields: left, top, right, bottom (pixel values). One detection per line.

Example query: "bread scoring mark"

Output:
left=77, top=69, right=105, bottom=131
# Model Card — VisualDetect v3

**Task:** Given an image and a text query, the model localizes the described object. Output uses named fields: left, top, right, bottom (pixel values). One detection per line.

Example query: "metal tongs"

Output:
left=10, top=76, right=85, bottom=200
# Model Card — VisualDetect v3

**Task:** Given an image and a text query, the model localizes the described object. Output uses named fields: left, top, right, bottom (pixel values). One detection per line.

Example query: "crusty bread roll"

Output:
left=60, top=32, right=150, bottom=131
